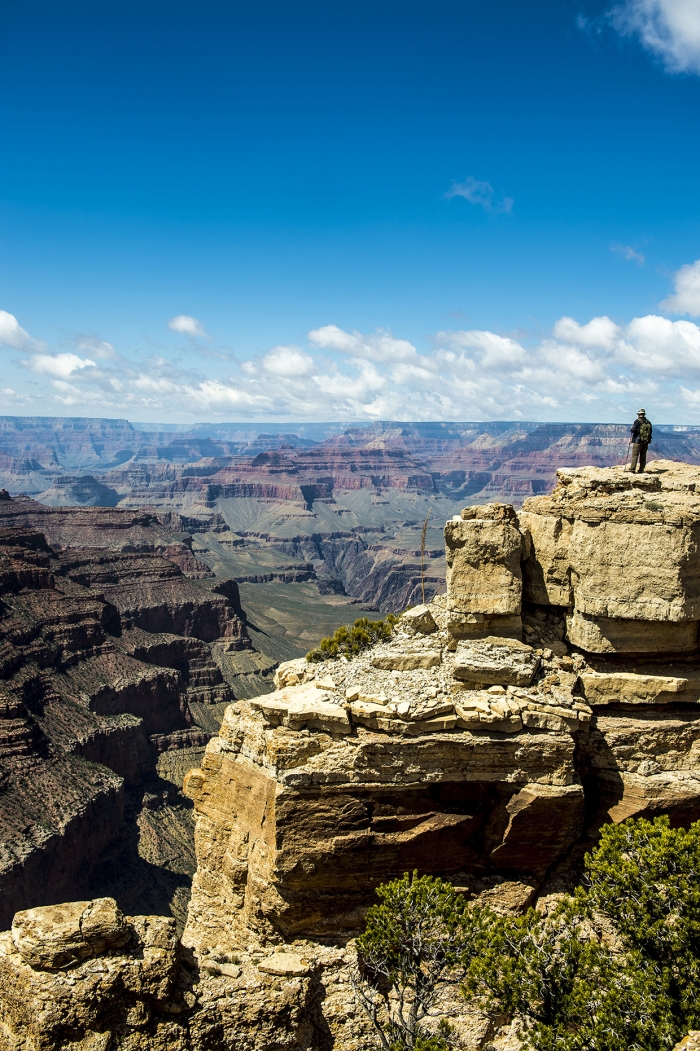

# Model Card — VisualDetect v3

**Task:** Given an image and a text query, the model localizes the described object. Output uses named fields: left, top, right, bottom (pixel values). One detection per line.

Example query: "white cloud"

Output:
left=0, top=310, right=38, bottom=350
left=553, top=316, right=622, bottom=350
left=611, top=243, right=646, bottom=264
left=262, top=346, right=315, bottom=378
left=661, top=258, right=700, bottom=316
left=168, top=315, right=207, bottom=337
left=610, top=0, right=700, bottom=73
left=309, top=325, right=421, bottom=364
left=28, top=353, right=97, bottom=378
left=12, top=295, right=700, bottom=423
left=444, top=176, right=513, bottom=214
left=620, top=314, right=700, bottom=371
left=435, top=329, right=527, bottom=370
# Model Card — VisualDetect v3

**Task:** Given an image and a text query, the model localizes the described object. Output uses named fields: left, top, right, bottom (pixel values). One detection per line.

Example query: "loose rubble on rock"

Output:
left=4, top=460, right=700, bottom=1049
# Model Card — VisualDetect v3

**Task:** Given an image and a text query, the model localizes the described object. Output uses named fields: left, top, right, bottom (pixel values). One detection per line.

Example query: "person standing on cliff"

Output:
left=629, top=409, right=652, bottom=473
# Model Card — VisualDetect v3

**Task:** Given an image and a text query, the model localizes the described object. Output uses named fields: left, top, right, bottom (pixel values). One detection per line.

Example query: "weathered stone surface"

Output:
left=567, top=609, right=698, bottom=655
left=490, top=783, right=585, bottom=874
left=580, top=669, right=700, bottom=706
left=444, top=504, right=524, bottom=615
left=520, top=510, right=573, bottom=606
left=11, top=898, right=129, bottom=970
left=446, top=611, right=523, bottom=642
left=371, top=649, right=442, bottom=670
left=257, top=952, right=311, bottom=977
left=522, top=461, right=700, bottom=653
left=674, top=1034, right=700, bottom=1051
left=285, top=694, right=352, bottom=735
left=273, top=657, right=314, bottom=689
left=453, top=637, right=540, bottom=687
left=580, top=709, right=700, bottom=823
left=401, top=604, right=438, bottom=634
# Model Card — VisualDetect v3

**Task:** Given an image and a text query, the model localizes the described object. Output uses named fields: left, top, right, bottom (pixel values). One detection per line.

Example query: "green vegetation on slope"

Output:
left=355, top=816, right=700, bottom=1051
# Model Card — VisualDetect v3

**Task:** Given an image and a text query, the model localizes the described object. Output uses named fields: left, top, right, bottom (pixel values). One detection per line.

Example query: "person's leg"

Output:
left=630, top=443, right=640, bottom=472
left=638, top=445, right=647, bottom=472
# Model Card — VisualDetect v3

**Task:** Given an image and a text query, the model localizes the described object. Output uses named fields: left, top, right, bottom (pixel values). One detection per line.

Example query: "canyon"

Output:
left=0, top=496, right=256, bottom=935
left=2, top=458, right=700, bottom=1049
left=2, top=416, right=700, bottom=651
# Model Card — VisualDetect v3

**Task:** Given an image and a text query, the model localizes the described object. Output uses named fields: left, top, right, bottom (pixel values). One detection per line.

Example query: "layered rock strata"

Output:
left=0, top=512, right=250, bottom=930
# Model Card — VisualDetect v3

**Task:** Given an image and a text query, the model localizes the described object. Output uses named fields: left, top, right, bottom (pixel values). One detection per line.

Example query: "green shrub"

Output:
left=306, top=614, right=398, bottom=663
left=354, top=818, right=700, bottom=1051
left=353, top=872, right=469, bottom=1049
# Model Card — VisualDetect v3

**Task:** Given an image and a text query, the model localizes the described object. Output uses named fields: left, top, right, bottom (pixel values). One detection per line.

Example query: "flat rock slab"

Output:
left=371, top=650, right=442, bottom=670
left=257, top=952, right=311, bottom=977
left=453, top=636, right=540, bottom=687
left=250, top=685, right=351, bottom=734
left=580, top=670, right=700, bottom=706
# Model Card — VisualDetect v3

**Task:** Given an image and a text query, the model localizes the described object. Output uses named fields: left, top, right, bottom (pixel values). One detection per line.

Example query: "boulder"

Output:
left=11, top=898, right=129, bottom=970
left=580, top=669, right=700, bottom=706
left=401, top=604, right=438, bottom=634
left=453, top=637, right=540, bottom=687
left=274, top=657, right=313, bottom=689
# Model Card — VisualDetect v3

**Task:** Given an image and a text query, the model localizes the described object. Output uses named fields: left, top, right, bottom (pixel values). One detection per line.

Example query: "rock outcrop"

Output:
left=5, top=460, right=700, bottom=1050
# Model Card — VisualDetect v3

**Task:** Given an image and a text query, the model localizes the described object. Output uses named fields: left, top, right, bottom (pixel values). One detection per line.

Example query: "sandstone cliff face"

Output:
left=522, top=461, right=700, bottom=653
left=5, top=461, right=700, bottom=1050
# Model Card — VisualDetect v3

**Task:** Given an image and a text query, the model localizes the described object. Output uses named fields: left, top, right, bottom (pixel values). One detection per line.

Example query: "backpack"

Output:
left=638, top=420, right=652, bottom=443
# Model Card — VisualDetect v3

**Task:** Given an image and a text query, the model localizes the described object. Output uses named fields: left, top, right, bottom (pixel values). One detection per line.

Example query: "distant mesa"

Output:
left=37, top=475, right=121, bottom=507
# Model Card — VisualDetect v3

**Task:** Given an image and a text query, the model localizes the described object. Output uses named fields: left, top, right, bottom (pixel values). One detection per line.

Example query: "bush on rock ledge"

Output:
left=306, top=613, right=399, bottom=662
left=354, top=817, right=700, bottom=1051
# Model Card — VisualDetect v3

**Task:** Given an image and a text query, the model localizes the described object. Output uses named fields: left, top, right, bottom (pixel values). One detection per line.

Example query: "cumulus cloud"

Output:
left=621, top=314, right=700, bottom=370
left=435, top=329, right=527, bottom=370
left=0, top=310, right=40, bottom=350
left=12, top=292, right=700, bottom=422
left=28, top=353, right=97, bottom=378
left=444, top=176, right=513, bottom=214
left=553, top=316, right=622, bottom=350
left=168, top=315, right=207, bottom=337
left=610, top=0, right=700, bottom=73
left=262, top=346, right=315, bottom=378
left=309, top=325, right=422, bottom=364
left=611, top=243, right=646, bottom=264
left=661, top=258, right=700, bottom=316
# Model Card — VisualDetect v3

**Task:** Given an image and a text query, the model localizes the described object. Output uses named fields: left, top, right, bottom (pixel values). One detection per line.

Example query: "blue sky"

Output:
left=1, top=0, right=700, bottom=423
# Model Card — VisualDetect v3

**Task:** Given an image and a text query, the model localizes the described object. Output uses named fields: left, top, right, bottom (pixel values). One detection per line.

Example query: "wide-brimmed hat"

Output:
left=637, top=408, right=646, bottom=415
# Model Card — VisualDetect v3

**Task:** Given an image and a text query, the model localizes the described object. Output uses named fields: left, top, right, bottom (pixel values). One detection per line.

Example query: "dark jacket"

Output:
left=631, top=418, right=652, bottom=443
